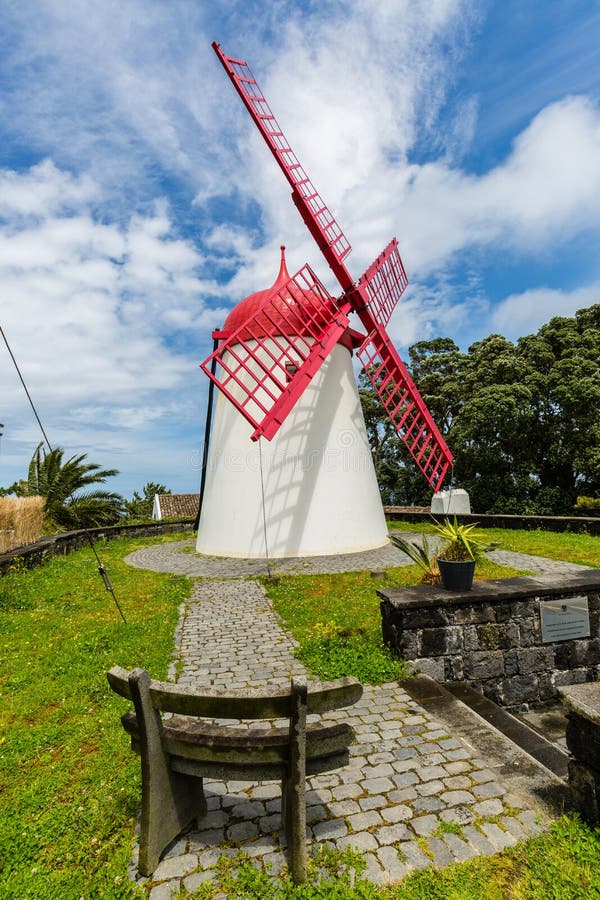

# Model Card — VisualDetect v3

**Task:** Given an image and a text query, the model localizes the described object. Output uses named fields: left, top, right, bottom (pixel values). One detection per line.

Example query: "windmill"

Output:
left=195, top=42, right=453, bottom=559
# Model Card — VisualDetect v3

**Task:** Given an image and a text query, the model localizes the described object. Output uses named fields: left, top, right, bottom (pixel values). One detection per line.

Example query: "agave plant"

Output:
left=432, top=516, right=489, bottom=562
left=389, top=533, right=440, bottom=584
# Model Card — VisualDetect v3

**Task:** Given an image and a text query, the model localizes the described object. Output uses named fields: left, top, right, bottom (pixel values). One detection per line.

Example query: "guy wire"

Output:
left=1, top=324, right=127, bottom=623
left=257, top=438, right=272, bottom=579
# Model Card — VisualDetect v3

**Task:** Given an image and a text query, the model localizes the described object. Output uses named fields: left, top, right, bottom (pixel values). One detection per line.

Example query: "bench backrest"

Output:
left=107, top=665, right=363, bottom=719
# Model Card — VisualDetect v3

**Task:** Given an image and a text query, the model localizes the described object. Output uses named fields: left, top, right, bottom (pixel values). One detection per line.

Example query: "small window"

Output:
left=285, top=361, right=299, bottom=382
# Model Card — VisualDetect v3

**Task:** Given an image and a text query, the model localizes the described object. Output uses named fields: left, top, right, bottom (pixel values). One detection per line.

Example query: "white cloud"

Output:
left=0, top=162, right=229, bottom=495
left=491, top=283, right=600, bottom=340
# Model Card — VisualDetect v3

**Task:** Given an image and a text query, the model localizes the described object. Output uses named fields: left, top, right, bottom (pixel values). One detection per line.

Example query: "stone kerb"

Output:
left=379, top=572, right=600, bottom=713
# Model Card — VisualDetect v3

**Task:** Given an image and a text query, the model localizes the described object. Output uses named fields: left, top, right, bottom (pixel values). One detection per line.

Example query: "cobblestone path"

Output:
left=126, top=545, right=575, bottom=897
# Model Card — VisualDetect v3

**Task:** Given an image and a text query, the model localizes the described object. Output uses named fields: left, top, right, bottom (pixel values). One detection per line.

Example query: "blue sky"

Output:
left=1, top=0, right=599, bottom=497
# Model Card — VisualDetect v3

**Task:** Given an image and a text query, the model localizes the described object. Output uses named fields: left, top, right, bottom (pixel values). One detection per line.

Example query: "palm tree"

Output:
left=13, top=443, right=124, bottom=530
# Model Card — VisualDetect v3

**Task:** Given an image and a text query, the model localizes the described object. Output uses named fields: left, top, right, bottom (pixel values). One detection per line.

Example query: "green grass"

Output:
left=389, top=521, right=600, bottom=568
left=264, top=556, right=525, bottom=685
left=3, top=526, right=600, bottom=898
left=0, top=532, right=193, bottom=899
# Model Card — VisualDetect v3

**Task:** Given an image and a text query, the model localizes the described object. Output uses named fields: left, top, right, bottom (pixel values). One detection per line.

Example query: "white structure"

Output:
left=196, top=251, right=388, bottom=558
left=431, top=488, right=471, bottom=516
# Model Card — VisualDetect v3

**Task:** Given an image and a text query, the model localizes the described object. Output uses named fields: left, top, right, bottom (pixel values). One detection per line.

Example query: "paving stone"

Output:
left=445, top=775, right=472, bottom=790
left=149, top=882, right=180, bottom=900
left=231, top=800, right=266, bottom=820
left=416, top=779, right=445, bottom=797
left=472, top=782, right=507, bottom=799
left=392, top=771, right=420, bottom=788
left=410, top=814, right=439, bottom=836
left=381, top=803, right=412, bottom=824
left=348, top=810, right=383, bottom=832
left=388, top=788, right=418, bottom=803
left=480, top=822, right=518, bottom=850
left=183, top=870, right=217, bottom=891
left=360, top=777, right=395, bottom=793
left=312, top=818, right=348, bottom=840
left=470, top=768, right=496, bottom=784
left=440, top=790, right=476, bottom=806
left=462, top=825, right=497, bottom=856
left=329, top=799, right=361, bottom=817
left=443, top=832, right=477, bottom=862
left=374, top=823, right=412, bottom=845
left=187, top=827, right=226, bottom=849
left=517, top=810, right=547, bottom=835
left=359, top=795, right=388, bottom=811
left=152, top=853, right=199, bottom=881
left=472, top=798, right=505, bottom=817
left=397, top=840, right=432, bottom=870
left=428, top=836, right=454, bottom=867
left=413, top=796, right=445, bottom=814
left=439, top=806, right=476, bottom=826
left=331, top=783, right=363, bottom=801
left=376, top=845, right=410, bottom=882
left=362, top=853, right=386, bottom=885
left=420, top=765, right=447, bottom=782
left=336, top=831, right=378, bottom=852
left=242, top=836, right=280, bottom=857
left=500, top=816, right=528, bottom=841
left=444, top=748, right=470, bottom=761
left=444, top=760, right=472, bottom=775
left=227, top=821, right=259, bottom=842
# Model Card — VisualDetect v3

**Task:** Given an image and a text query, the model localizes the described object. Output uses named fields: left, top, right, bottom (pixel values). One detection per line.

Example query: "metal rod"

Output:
left=194, top=337, right=219, bottom=532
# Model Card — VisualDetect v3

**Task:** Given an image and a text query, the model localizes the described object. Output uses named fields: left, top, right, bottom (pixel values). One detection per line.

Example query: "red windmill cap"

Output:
left=215, top=246, right=358, bottom=350
left=220, top=246, right=302, bottom=337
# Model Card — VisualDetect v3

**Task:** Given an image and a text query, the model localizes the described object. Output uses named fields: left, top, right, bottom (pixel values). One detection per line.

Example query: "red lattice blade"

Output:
left=357, top=238, right=408, bottom=329
left=201, top=265, right=351, bottom=442
left=358, top=331, right=453, bottom=491
left=212, top=42, right=352, bottom=277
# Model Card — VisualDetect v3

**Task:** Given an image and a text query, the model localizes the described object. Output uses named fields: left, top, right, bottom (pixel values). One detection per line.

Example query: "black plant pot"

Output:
left=437, top=558, right=476, bottom=591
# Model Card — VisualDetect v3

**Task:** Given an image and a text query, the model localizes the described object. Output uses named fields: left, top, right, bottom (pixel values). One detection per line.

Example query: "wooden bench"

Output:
left=107, top=666, right=363, bottom=883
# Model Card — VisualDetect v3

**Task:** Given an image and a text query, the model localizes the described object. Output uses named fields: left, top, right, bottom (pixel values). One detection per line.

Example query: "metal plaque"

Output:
left=540, top=595, right=590, bottom=643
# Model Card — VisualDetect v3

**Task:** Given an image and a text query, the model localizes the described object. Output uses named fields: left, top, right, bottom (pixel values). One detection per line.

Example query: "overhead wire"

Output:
left=0, top=324, right=127, bottom=623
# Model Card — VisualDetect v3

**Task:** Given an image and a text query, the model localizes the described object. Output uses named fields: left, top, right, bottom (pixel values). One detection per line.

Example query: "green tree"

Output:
left=359, top=304, right=600, bottom=515
left=124, top=482, right=171, bottom=520
left=12, top=442, right=124, bottom=530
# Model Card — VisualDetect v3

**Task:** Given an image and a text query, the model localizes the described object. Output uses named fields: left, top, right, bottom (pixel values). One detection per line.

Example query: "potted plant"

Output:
left=432, top=516, right=488, bottom=590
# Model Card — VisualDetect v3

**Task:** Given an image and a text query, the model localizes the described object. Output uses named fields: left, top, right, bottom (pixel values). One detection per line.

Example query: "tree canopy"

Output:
left=360, top=304, right=600, bottom=514
left=10, top=442, right=124, bottom=529
left=124, top=482, right=171, bottom=520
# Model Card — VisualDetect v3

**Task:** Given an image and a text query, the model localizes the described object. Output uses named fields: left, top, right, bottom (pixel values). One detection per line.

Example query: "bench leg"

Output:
left=129, top=669, right=207, bottom=876
left=286, top=677, right=308, bottom=884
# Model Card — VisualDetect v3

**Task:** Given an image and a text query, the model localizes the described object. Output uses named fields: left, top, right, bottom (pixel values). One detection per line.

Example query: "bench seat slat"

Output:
left=122, top=712, right=353, bottom=765
left=146, top=676, right=362, bottom=718
left=170, top=750, right=352, bottom=782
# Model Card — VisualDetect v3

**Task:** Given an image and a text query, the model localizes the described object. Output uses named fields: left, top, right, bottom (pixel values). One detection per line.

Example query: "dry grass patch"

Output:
left=0, top=496, right=44, bottom=552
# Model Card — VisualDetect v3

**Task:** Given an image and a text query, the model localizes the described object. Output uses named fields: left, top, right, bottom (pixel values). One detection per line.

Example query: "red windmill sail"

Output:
left=205, top=42, right=453, bottom=491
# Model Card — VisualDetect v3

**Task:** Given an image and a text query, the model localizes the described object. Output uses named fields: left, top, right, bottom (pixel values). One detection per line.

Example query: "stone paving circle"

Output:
left=122, top=534, right=587, bottom=896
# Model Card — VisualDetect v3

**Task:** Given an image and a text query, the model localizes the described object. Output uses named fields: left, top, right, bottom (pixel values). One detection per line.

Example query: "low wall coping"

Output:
left=377, top=571, right=600, bottom=609
left=560, top=683, right=600, bottom=725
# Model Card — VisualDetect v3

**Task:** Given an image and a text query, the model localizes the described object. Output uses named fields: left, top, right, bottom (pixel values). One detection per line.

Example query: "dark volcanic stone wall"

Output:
left=379, top=574, right=600, bottom=712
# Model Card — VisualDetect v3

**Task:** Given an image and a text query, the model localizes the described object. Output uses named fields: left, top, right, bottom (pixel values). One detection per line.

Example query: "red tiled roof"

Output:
left=156, top=494, right=199, bottom=519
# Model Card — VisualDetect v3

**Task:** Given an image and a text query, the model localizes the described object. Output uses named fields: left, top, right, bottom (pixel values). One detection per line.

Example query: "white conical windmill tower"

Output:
left=196, top=43, right=453, bottom=559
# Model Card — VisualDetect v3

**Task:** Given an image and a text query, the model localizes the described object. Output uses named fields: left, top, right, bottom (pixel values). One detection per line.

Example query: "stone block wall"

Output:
left=379, top=573, right=600, bottom=712
left=0, top=519, right=194, bottom=576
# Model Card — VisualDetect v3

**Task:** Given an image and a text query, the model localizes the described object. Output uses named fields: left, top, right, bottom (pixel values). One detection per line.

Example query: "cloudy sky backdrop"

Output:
left=1, top=0, right=600, bottom=496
